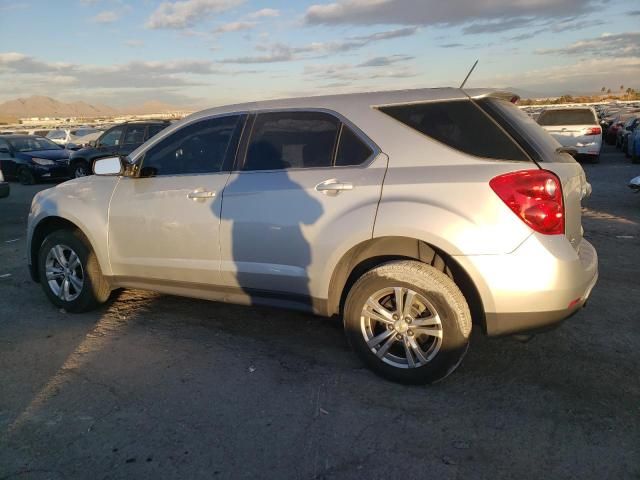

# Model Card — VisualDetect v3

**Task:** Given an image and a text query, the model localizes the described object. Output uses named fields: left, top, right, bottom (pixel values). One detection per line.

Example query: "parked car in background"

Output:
left=0, top=135, right=70, bottom=184
left=605, top=112, right=640, bottom=145
left=27, top=88, right=598, bottom=384
left=0, top=168, right=9, bottom=198
left=536, top=107, right=602, bottom=163
left=46, top=128, right=102, bottom=149
left=628, top=124, right=640, bottom=163
left=620, top=117, right=639, bottom=154
left=67, top=120, right=170, bottom=178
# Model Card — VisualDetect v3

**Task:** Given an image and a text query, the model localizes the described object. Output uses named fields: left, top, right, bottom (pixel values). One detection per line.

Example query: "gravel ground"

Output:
left=1, top=145, right=639, bottom=480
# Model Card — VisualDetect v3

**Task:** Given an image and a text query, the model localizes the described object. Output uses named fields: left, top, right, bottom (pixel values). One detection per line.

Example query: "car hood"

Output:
left=18, top=149, right=70, bottom=161
left=69, top=147, right=96, bottom=158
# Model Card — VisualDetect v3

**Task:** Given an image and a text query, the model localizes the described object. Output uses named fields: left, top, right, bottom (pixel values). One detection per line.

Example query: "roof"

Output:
left=184, top=87, right=514, bottom=122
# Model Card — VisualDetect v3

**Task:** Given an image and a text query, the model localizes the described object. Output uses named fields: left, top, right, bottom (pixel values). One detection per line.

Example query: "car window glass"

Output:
left=123, top=125, right=145, bottom=145
left=335, top=125, right=373, bottom=166
left=7, top=136, right=61, bottom=152
left=141, top=115, right=241, bottom=177
left=244, top=111, right=339, bottom=171
left=379, top=100, right=528, bottom=162
left=146, top=124, right=166, bottom=140
left=100, top=127, right=124, bottom=147
left=537, top=109, right=597, bottom=126
left=0, top=139, right=9, bottom=152
left=46, top=130, right=66, bottom=140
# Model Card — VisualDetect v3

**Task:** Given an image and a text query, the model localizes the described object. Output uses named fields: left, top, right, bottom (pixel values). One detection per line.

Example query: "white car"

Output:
left=536, top=107, right=602, bottom=163
left=46, top=128, right=102, bottom=148
left=0, top=167, right=9, bottom=198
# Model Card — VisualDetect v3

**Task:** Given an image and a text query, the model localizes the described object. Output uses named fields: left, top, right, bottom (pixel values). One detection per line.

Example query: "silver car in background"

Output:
left=536, top=107, right=602, bottom=163
left=26, top=88, right=598, bottom=384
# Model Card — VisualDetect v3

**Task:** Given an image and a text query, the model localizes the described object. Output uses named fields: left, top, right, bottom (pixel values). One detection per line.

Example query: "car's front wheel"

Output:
left=18, top=167, right=35, bottom=185
left=343, top=260, right=471, bottom=384
left=71, top=160, right=90, bottom=178
left=38, top=229, right=111, bottom=312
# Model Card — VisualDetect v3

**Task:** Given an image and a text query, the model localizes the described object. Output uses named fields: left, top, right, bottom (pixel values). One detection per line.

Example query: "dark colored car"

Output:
left=0, top=135, right=70, bottom=185
left=68, top=121, right=170, bottom=178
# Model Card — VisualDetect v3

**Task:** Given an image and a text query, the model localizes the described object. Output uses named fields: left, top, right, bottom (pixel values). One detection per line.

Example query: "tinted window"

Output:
left=47, top=130, right=66, bottom=140
left=336, top=125, right=373, bottom=166
left=99, top=127, right=124, bottom=147
left=537, top=109, right=597, bottom=126
left=123, top=125, right=145, bottom=145
left=141, top=115, right=241, bottom=177
left=146, top=124, right=167, bottom=140
left=378, top=100, right=528, bottom=161
left=476, top=98, right=570, bottom=163
left=244, top=111, right=339, bottom=171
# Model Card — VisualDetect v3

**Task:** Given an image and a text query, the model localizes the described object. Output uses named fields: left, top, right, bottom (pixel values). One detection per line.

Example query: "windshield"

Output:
left=46, top=130, right=67, bottom=140
left=8, top=136, right=62, bottom=152
left=537, top=109, right=596, bottom=126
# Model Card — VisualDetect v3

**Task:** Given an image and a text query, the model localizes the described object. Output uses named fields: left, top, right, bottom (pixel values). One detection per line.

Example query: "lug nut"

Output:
left=408, top=330, right=414, bottom=336
left=406, top=317, right=412, bottom=323
left=396, top=334, right=402, bottom=340
left=392, top=314, right=399, bottom=320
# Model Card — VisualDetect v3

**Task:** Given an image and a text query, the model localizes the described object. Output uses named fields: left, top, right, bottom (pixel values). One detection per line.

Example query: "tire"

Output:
left=18, top=167, right=35, bottom=185
left=343, top=260, right=471, bottom=385
left=38, top=229, right=111, bottom=312
left=71, top=160, right=90, bottom=178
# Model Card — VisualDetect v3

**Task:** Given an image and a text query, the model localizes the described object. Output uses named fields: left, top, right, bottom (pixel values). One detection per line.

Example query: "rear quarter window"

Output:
left=378, top=100, right=529, bottom=161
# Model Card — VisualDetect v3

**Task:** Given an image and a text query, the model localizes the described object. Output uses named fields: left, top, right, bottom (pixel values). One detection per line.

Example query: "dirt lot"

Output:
left=1, top=145, right=639, bottom=480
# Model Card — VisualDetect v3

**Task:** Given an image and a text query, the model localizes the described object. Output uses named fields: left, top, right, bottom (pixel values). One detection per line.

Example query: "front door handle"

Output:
left=315, top=179, right=354, bottom=195
left=187, top=190, right=216, bottom=201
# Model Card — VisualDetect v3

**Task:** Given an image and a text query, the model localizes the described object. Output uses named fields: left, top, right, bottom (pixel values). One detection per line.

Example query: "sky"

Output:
left=0, top=0, right=638, bottom=108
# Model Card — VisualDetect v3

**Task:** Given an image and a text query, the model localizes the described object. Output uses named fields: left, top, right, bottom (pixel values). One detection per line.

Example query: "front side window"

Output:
left=243, top=111, right=340, bottom=171
left=378, top=100, right=528, bottom=161
left=99, top=127, right=124, bottom=147
left=140, top=115, right=242, bottom=177
left=123, top=125, right=145, bottom=145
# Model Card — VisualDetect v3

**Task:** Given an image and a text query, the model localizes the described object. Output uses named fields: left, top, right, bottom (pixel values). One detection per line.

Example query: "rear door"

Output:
left=218, top=110, right=387, bottom=302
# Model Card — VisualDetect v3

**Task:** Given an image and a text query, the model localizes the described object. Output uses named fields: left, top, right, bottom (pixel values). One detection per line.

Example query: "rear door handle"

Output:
left=187, top=190, right=216, bottom=200
left=315, top=179, right=354, bottom=194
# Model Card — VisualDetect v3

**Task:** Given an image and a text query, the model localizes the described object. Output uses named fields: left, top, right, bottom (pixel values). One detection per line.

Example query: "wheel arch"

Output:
left=327, top=236, right=487, bottom=333
left=30, top=216, right=92, bottom=283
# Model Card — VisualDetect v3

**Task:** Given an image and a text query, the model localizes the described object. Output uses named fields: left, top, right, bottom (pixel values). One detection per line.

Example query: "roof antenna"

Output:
left=459, top=59, right=479, bottom=89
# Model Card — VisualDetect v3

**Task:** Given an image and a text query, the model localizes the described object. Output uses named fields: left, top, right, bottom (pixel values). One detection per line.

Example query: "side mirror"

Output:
left=93, top=156, right=123, bottom=176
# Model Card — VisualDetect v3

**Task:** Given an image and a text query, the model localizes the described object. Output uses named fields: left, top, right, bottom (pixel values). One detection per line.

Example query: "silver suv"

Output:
left=27, top=88, right=598, bottom=384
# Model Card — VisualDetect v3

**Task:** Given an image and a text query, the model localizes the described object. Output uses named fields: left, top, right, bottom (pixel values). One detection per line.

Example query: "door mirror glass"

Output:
left=94, top=156, right=123, bottom=176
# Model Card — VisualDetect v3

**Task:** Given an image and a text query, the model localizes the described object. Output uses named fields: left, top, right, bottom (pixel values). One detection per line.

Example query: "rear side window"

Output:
left=244, top=112, right=340, bottom=171
left=537, top=109, right=596, bottom=126
left=378, top=100, right=528, bottom=161
left=140, top=115, right=242, bottom=177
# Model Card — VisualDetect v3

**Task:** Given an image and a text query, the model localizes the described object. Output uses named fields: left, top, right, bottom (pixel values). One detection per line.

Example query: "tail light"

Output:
left=585, top=127, right=601, bottom=136
left=490, top=170, right=564, bottom=235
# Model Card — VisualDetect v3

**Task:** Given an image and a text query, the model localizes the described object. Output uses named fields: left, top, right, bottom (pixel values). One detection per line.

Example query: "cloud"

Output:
left=537, top=32, right=640, bottom=57
left=219, top=26, right=418, bottom=63
left=304, top=0, right=597, bottom=32
left=356, top=54, right=413, bottom=67
left=247, top=8, right=279, bottom=19
left=91, top=10, right=118, bottom=23
left=213, top=21, right=255, bottom=33
left=146, top=0, right=244, bottom=29
left=439, top=43, right=464, bottom=48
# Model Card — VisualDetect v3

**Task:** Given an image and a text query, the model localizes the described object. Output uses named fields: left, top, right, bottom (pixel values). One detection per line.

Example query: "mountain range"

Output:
left=0, top=96, right=182, bottom=122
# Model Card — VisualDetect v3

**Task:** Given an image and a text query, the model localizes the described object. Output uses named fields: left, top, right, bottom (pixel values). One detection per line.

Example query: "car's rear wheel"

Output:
left=18, top=167, right=35, bottom=185
left=38, top=229, right=111, bottom=312
left=343, top=260, right=471, bottom=384
left=72, top=160, right=90, bottom=178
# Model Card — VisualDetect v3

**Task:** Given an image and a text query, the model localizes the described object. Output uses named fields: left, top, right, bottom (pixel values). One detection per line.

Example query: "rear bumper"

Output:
left=0, top=181, right=9, bottom=198
left=456, top=235, right=598, bottom=336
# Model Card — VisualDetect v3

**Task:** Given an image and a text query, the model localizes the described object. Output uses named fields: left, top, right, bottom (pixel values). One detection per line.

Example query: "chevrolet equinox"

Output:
left=27, top=88, right=598, bottom=384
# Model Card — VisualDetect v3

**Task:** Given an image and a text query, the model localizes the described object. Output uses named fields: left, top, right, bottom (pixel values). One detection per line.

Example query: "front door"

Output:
left=219, top=111, right=387, bottom=303
left=108, top=114, right=245, bottom=285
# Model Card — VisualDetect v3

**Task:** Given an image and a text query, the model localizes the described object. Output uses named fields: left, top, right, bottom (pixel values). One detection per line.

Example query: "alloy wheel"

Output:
left=360, top=287, right=443, bottom=369
left=45, top=244, right=84, bottom=302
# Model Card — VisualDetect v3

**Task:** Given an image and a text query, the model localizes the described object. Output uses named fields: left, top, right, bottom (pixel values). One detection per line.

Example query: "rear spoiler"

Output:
left=473, top=91, right=520, bottom=104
